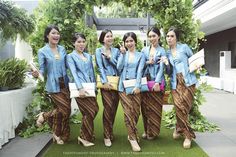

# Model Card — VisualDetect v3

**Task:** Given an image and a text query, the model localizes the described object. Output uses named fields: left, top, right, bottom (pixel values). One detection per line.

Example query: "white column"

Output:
left=15, top=34, right=33, bottom=63
left=219, top=51, right=231, bottom=78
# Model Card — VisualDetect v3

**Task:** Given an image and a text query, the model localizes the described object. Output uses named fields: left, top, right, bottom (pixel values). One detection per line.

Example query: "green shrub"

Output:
left=0, top=58, right=28, bottom=90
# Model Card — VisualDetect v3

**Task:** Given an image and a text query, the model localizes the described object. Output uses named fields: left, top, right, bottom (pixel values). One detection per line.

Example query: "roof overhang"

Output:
left=194, top=0, right=236, bottom=35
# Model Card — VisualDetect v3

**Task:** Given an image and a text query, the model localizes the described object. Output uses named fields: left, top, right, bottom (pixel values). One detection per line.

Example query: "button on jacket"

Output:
left=38, top=44, right=69, bottom=93
left=95, top=47, right=120, bottom=84
left=166, top=43, right=197, bottom=89
left=142, top=45, right=166, bottom=83
left=66, top=50, right=96, bottom=89
left=117, top=51, right=145, bottom=92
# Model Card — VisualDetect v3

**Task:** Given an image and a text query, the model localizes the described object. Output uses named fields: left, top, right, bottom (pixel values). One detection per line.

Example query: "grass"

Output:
left=43, top=92, right=208, bottom=157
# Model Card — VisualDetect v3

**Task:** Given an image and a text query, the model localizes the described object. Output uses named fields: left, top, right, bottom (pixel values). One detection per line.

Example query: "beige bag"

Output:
left=96, top=75, right=119, bottom=91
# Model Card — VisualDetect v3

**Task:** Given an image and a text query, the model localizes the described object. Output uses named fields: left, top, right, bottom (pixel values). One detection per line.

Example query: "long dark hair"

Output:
left=44, top=24, right=59, bottom=43
left=99, top=29, right=112, bottom=44
left=72, top=32, right=87, bottom=52
left=72, top=32, right=86, bottom=43
left=122, top=32, right=137, bottom=44
left=147, top=26, right=161, bottom=37
left=147, top=26, right=162, bottom=46
left=167, top=26, right=180, bottom=41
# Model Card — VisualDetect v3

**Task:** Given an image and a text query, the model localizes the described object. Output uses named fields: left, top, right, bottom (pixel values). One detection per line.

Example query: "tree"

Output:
left=0, top=0, right=34, bottom=47
left=96, top=2, right=146, bottom=18
left=29, top=0, right=98, bottom=56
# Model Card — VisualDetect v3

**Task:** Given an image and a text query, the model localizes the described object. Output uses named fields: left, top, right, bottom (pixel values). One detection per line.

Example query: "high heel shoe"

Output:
left=147, top=135, right=155, bottom=140
left=36, top=112, right=44, bottom=127
left=78, top=137, right=94, bottom=147
left=173, top=128, right=181, bottom=139
left=183, top=138, right=191, bottom=149
left=141, top=132, right=147, bottom=139
left=104, top=138, right=112, bottom=147
left=52, top=133, right=64, bottom=145
left=128, top=136, right=141, bottom=152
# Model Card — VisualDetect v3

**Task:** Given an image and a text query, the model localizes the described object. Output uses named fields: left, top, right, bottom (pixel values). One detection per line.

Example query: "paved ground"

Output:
left=195, top=89, right=236, bottom=157
left=0, top=89, right=235, bottom=157
left=0, top=133, right=51, bottom=157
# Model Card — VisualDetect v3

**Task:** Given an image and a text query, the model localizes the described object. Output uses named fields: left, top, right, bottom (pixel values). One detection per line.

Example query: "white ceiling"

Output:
left=194, top=0, right=236, bottom=35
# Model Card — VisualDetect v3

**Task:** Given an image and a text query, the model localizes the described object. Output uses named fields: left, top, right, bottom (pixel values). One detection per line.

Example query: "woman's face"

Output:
left=124, top=36, right=136, bottom=51
left=166, top=30, right=177, bottom=47
left=103, top=32, right=113, bottom=46
left=47, top=28, right=60, bottom=45
left=74, top=37, right=86, bottom=53
left=148, top=31, right=160, bottom=46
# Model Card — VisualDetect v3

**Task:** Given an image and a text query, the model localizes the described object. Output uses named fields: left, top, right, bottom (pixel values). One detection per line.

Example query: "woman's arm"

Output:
left=38, top=50, right=46, bottom=76
left=95, top=48, right=108, bottom=83
left=66, top=54, right=83, bottom=89
left=117, top=53, right=126, bottom=73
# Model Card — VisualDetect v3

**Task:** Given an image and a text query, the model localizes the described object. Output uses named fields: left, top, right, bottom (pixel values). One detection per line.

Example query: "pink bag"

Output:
left=147, top=80, right=165, bottom=91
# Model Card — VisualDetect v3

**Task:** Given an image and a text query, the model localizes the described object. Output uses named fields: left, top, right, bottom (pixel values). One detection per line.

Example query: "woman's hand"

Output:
left=146, top=59, right=155, bottom=65
left=160, top=56, right=169, bottom=65
left=32, top=70, right=39, bottom=78
left=79, top=88, right=87, bottom=98
left=119, top=44, right=126, bottom=54
left=132, top=87, right=141, bottom=94
left=153, top=83, right=160, bottom=92
left=103, top=82, right=113, bottom=90
left=195, top=65, right=202, bottom=73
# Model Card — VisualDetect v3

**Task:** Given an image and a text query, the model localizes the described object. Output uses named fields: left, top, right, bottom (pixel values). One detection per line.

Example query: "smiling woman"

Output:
left=32, top=24, right=71, bottom=145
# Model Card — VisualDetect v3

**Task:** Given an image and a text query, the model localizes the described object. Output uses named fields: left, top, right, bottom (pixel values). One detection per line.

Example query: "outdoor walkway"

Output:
left=0, top=89, right=235, bottom=157
left=195, top=89, right=236, bottom=157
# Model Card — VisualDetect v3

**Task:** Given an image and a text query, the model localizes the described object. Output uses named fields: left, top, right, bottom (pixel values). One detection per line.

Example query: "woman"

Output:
left=141, top=27, right=165, bottom=140
left=67, top=33, right=99, bottom=147
left=33, top=25, right=71, bottom=145
left=117, top=32, right=145, bottom=152
left=95, top=29, right=120, bottom=147
left=164, top=26, right=198, bottom=149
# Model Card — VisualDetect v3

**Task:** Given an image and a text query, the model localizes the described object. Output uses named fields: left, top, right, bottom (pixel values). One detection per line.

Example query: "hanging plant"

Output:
left=0, top=0, right=35, bottom=46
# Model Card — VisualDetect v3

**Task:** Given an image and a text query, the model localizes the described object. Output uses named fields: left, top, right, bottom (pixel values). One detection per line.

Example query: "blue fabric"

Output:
left=95, top=46, right=120, bottom=84
left=66, top=50, right=96, bottom=90
left=142, top=45, right=166, bottom=83
left=117, top=51, right=146, bottom=92
left=166, top=43, right=198, bottom=89
left=38, top=44, right=69, bottom=93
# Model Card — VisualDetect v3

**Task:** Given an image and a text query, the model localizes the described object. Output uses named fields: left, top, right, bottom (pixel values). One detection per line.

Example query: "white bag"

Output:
left=123, top=77, right=148, bottom=88
left=69, top=82, right=96, bottom=98
left=122, top=77, right=149, bottom=95
left=188, top=49, right=205, bottom=73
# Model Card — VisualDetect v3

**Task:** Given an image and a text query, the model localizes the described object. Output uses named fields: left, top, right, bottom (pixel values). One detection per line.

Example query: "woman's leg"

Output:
left=101, top=89, right=119, bottom=140
left=119, top=92, right=141, bottom=141
left=44, top=87, right=71, bottom=141
left=141, top=92, right=163, bottom=138
left=75, top=97, right=99, bottom=142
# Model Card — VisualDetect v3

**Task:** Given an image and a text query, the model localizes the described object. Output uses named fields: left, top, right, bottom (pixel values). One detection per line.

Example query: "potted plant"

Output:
left=0, top=58, right=28, bottom=91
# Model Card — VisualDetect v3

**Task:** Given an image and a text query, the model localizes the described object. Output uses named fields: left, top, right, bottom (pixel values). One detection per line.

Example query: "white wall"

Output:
left=15, top=35, right=33, bottom=63
left=206, top=50, right=236, bottom=94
